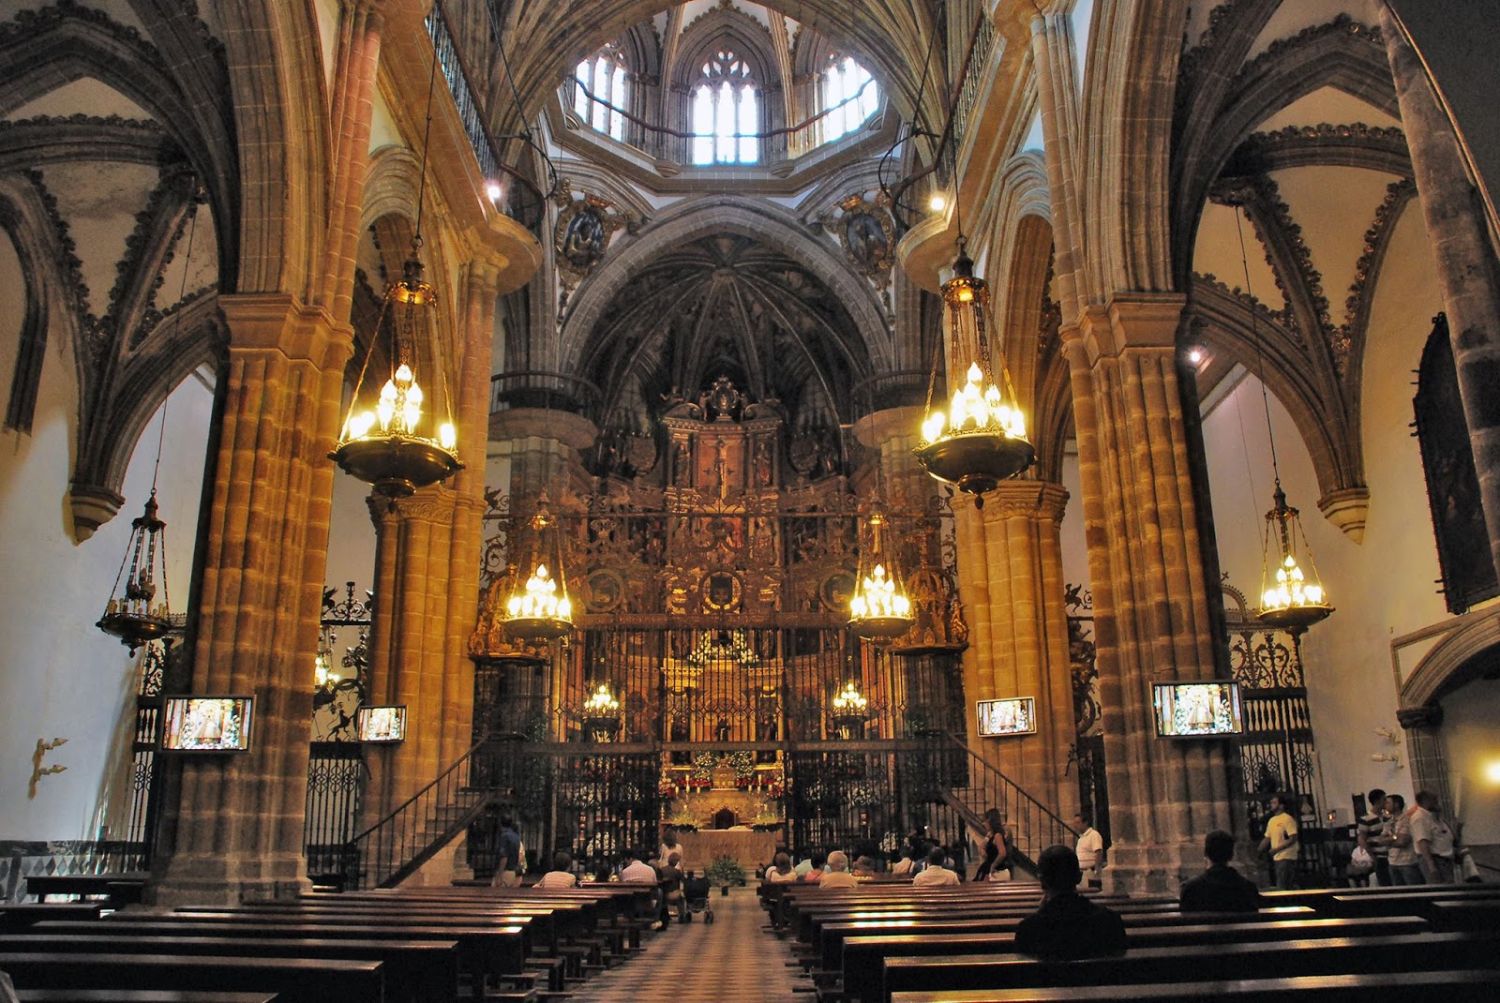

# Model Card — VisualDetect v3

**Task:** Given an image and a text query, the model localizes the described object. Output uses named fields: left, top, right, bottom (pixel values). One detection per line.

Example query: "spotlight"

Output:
left=928, top=193, right=948, bottom=213
left=1187, top=346, right=1205, bottom=365
left=485, top=180, right=503, bottom=202
left=1484, top=758, right=1500, bottom=785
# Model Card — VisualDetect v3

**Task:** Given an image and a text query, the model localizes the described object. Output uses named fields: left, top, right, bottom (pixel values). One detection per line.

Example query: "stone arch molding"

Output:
left=557, top=196, right=895, bottom=375
left=1401, top=610, right=1500, bottom=711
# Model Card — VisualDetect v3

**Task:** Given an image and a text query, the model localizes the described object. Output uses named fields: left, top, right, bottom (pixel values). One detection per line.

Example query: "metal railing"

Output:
left=343, top=736, right=501, bottom=889
left=490, top=370, right=601, bottom=416
left=921, top=731, right=1078, bottom=877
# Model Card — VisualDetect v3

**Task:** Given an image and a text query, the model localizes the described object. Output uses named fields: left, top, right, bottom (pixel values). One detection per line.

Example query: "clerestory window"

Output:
left=691, top=49, right=759, bottom=165
left=819, top=54, right=880, bottom=145
left=574, top=43, right=629, bottom=142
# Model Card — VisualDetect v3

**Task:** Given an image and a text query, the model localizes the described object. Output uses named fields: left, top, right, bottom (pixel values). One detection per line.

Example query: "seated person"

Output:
left=1180, top=829, right=1261, bottom=912
left=621, top=848, right=658, bottom=883
left=852, top=855, right=876, bottom=877
left=660, top=851, right=686, bottom=924
left=819, top=850, right=860, bottom=888
left=911, top=845, right=960, bottom=886
left=765, top=851, right=798, bottom=883
left=801, top=849, right=828, bottom=883
left=1015, top=845, right=1127, bottom=959
left=794, top=852, right=814, bottom=878
left=537, top=851, right=580, bottom=888
left=889, top=845, right=917, bottom=876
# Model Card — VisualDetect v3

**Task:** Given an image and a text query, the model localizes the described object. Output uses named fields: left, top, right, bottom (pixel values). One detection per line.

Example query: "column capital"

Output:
left=978, top=479, right=1069, bottom=523
left=490, top=407, right=599, bottom=452
left=1077, top=294, right=1187, bottom=360
left=852, top=405, right=925, bottom=450
left=220, top=293, right=350, bottom=371
left=1397, top=704, right=1444, bottom=730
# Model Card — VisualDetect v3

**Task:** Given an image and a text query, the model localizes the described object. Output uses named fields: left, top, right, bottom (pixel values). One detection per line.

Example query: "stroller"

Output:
left=681, top=872, right=714, bottom=924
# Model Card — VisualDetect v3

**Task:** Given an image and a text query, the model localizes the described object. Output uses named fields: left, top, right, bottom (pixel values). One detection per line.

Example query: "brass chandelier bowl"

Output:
left=97, top=609, right=176, bottom=650
left=504, top=612, right=574, bottom=640
left=1256, top=601, right=1333, bottom=631
left=850, top=614, right=915, bottom=642
left=914, top=432, right=1036, bottom=500
left=330, top=432, right=462, bottom=499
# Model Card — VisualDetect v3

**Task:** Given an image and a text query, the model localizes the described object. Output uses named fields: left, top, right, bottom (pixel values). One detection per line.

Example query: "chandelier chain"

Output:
left=1232, top=204, right=1283, bottom=489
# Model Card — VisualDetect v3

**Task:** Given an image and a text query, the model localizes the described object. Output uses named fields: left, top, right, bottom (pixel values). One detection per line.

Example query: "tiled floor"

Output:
left=570, top=886, right=812, bottom=1002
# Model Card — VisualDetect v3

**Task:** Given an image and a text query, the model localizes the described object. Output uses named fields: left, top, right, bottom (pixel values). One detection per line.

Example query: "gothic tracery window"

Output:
left=574, top=42, right=629, bottom=141
left=819, top=54, right=879, bottom=144
left=691, top=49, right=759, bottom=165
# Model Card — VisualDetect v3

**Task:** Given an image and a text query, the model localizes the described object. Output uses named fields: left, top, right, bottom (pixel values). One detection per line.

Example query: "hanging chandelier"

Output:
left=581, top=682, right=621, bottom=742
left=99, top=185, right=203, bottom=654
left=330, top=48, right=460, bottom=498
left=830, top=680, right=871, bottom=739
left=503, top=500, right=574, bottom=640
left=914, top=239, right=1034, bottom=506
left=1258, top=483, right=1332, bottom=629
left=849, top=505, right=914, bottom=640
left=97, top=492, right=179, bottom=653
left=1228, top=204, right=1333, bottom=631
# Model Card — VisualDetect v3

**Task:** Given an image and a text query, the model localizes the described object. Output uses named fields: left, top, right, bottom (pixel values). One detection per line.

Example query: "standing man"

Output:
left=1411, top=790, right=1457, bottom=883
left=1071, top=812, right=1105, bottom=890
left=1259, top=793, right=1300, bottom=889
left=494, top=815, right=522, bottom=887
left=1356, top=788, right=1390, bottom=886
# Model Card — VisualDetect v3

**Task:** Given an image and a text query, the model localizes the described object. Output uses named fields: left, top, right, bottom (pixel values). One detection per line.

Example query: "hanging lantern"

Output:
left=1257, top=483, right=1332, bottom=630
left=914, top=240, right=1034, bottom=506
left=331, top=253, right=461, bottom=498
left=830, top=680, right=871, bottom=739
left=580, top=682, right=621, bottom=742
left=503, top=501, right=575, bottom=640
left=98, top=492, right=181, bottom=652
left=849, top=506, right=915, bottom=640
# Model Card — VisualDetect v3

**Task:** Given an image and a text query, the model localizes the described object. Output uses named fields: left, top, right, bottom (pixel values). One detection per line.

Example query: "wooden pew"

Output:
left=0, top=903, right=103, bottom=930
left=15, top=993, right=279, bottom=1003
left=32, top=917, right=525, bottom=998
left=888, top=969, right=1500, bottom=1002
left=0, top=933, right=457, bottom=1003
left=0, top=952, right=385, bottom=1003
left=23, top=872, right=150, bottom=906
left=840, top=916, right=1426, bottom=1003
left=879, top=931, right=1500, bottom=1003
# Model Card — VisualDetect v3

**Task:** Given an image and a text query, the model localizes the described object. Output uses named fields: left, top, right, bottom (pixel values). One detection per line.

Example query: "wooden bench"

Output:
left=0, top=903, right=103, bottom=929
left=23, top=872, right=149, bottom=906
left=888, top=969, right=1500, bottom=1002
left=0, top=933, right=457, bottom=1003
left=14, top=993, right=279, bottom=1003
left=0, top=952, right=385, bottom=1003
left=840, top=916, right=1427, bottom=1003
left=879, top=931, right=1500, bottom=1002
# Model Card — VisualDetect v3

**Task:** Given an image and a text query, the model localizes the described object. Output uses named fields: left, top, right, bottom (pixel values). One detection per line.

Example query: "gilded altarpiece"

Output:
left=470, top=381, right=969, bottom=870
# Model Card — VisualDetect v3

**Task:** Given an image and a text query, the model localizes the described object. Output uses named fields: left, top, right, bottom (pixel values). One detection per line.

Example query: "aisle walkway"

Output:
left=570, top=885, right=811, bottom=1002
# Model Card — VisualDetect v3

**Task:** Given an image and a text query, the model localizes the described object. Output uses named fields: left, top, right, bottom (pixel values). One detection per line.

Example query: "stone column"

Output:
left=155, top=295, right=349, bottom=903
left=954, top=482, right=1078, bottom=821
left=1397, top=704, right=1453, bottom=815
left=1068, top=296, right=1237, bottom=895
left=1381, top=11, right=1500, bottom=589
left=154, top=0, right=388, bottom=903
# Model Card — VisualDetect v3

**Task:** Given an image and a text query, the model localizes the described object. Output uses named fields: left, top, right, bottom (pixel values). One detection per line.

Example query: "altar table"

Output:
left=675, top=829, right=778, bottom=874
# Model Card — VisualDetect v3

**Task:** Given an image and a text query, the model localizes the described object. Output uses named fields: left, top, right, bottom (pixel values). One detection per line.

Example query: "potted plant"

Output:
left=703, top=854, right=745, bottom=895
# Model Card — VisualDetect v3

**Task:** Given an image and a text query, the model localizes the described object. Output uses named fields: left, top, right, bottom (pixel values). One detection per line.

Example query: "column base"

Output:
left=151, top=851, right=310, bottom=906
left=1101, top=839, right=1208, bottom=897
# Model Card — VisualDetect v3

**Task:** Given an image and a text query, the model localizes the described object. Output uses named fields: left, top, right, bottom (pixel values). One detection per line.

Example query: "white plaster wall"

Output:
left=324, top=470, right=378, bottom=594
left=1058, top=444, right=1090, bottom=594
left=0, top=326, right=213, bottom=841
left=1200, top=202, right=1459, bottom=828
left=1439, top=678, right=1500, bottom=847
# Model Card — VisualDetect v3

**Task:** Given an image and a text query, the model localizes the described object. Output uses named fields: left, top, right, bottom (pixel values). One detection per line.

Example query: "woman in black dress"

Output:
left=973, top=810, right=1012, bottom=881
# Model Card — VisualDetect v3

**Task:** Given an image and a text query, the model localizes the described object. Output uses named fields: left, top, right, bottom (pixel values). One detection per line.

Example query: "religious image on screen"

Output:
left=976, top=697, right=1037, bottom=737
left=357, top=705, right=407, bottom=743
left=1152, top=681, right=1242, bottom=737
left=161, top=696, right=253, bottom=752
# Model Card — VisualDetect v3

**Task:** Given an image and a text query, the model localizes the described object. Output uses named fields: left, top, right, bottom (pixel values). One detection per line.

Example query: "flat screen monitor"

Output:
left=976, top=697, right=1037, bottom=737
left=1152, top=681, right=1243, bottom=738
left=161, top=696, right=254, bottom=752
left=357, top=705, right=407, bottom=744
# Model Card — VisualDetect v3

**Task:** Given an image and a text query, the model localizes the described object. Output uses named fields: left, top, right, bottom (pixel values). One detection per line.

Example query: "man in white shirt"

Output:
left=912, top=846, right=960, bottom=886
left=819, top=850, right=859, bottom=888
left=1411, top=790, right=1456, bottom=883
left=1072, top=811, right=1105, bottom=889
left=536, top=851, right=580, bottom=888
left=621, top=850, right=659, bottom=883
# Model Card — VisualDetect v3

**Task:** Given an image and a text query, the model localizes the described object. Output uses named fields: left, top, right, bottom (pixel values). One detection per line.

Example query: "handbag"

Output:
left=1458, top=847, right=1481, bottom=882
left=1348, top=845, right=1374, bottom=875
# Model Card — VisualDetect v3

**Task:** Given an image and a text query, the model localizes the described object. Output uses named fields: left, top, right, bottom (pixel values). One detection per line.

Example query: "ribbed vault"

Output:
left=578, top=232, right=872, bottom=432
